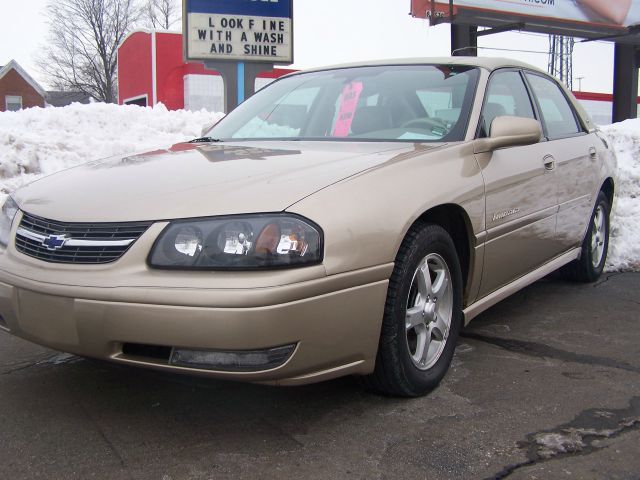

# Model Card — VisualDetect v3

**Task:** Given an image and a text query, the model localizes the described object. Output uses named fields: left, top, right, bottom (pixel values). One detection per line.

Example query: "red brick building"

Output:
left=0, top=60, right=46, bottom=112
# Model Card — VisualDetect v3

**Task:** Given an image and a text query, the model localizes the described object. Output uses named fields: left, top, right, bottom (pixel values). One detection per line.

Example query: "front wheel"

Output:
left=560, top=191, right=610, bottom=282
left=362, top=223, right=463, bottom=397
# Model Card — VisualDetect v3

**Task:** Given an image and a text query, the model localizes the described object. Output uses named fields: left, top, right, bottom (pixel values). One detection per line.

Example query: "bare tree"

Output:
left=142, top=0, right=181, bottom=30
left=37, top=0, right=138, bottom=103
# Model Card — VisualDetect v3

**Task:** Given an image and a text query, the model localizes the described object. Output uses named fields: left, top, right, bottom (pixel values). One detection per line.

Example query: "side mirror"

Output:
left=474, top=116, right=542, bottom=154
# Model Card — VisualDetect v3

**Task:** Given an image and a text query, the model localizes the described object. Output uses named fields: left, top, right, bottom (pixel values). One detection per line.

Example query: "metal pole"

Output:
left=612, top=43, right=639, bottom=122
left=451, top=25, right=478, bottom=56
left=237, top=62, right=245, bottom=104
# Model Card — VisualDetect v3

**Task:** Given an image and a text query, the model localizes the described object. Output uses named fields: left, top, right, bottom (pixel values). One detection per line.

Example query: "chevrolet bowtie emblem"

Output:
left=42, top=234, right=68, bottom=250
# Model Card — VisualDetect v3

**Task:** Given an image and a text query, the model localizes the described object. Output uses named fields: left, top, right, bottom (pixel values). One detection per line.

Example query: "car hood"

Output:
left=14, top=141, right=442, bottom=222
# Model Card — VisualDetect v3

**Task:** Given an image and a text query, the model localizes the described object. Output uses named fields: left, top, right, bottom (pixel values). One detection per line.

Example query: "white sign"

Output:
left=187, top=13, right=292, bottom=62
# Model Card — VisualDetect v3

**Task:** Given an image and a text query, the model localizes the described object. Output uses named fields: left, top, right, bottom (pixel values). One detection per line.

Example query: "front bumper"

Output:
left=0, top=278, right=388, bottom=384
left=0, top=220, right=391, bottom=384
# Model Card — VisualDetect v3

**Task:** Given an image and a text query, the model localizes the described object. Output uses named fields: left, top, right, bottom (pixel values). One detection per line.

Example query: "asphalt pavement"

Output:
left=1, top=272, right=639, bottom=480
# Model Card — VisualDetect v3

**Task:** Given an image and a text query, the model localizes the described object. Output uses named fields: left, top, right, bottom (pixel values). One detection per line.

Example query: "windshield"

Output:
left=207, top=65, right=480, bottom=142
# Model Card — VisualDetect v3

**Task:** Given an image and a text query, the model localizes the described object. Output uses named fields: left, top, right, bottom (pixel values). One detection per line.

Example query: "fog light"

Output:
left=169, top=344, right=295, bottom=372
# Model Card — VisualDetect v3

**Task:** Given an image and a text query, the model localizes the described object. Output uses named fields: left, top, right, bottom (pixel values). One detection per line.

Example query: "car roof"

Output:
left=299, top=57, right=547, bottom=75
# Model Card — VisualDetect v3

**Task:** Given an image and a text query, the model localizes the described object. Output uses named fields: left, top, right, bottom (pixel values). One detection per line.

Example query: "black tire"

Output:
left=560, top=191, right=610, bottom=283
left=362, top=223, right=463, bottom=397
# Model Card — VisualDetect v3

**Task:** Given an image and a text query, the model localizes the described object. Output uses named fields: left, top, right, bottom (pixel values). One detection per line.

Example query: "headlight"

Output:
left=148, top=214, right=323, bottom=270
left=0, top=197, right=19, bottom=248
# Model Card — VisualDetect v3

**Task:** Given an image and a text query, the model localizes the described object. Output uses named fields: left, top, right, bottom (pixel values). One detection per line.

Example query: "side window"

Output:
left=480, top=71, right=535, bottom=138
left=525, top=73, right=582, bottom=139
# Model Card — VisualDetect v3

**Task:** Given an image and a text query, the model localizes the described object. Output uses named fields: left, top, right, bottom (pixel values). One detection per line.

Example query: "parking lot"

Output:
left=1, top=272, right=639, bottom=480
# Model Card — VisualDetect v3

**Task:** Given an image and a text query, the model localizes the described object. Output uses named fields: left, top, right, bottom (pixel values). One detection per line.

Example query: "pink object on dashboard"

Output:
left=332, top=82, right=364, bottom=137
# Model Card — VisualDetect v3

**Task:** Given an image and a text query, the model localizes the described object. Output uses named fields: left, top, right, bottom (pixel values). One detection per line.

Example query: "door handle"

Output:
left=543, top=155, right=555, bottom=171
left=589, top=147, right=597, bottom=158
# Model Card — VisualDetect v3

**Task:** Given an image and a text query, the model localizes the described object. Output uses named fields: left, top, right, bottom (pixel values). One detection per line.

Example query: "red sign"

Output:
left=411, top=0, right=640, bottom=29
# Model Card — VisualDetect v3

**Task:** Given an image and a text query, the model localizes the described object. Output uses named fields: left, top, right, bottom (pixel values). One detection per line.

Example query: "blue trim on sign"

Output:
left=237, top=62, right=245, bottom=104
left=186, top=0, right=292, bottom=18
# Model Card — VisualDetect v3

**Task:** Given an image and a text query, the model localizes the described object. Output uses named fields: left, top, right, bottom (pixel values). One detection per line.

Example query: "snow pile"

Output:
left=601, top=119, right=640, bottom=271
left=0, top=103, right=638, bottom=271
left=0, top=102, right=222, bottom=199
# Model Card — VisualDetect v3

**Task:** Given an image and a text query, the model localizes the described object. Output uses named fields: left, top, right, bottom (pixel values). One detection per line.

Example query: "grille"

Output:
left=15, top=212, right=153, bottom=264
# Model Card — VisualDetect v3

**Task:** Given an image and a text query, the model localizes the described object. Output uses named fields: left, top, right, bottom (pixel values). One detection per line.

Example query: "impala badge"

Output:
left=492, top=208, right=520, bottom=222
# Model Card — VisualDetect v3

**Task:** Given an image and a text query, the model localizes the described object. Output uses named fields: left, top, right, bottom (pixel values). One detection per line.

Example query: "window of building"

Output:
left=184, top=74, right=224, bottom=113
left=5, top=95, right=23, bottom=111
left=123, top=95, right=148, bottom=107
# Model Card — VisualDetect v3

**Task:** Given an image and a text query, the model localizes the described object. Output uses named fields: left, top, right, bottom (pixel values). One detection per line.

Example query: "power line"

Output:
left=473, top=46, right=550, bottom=55
left=478, top=28, right=611, bottom=45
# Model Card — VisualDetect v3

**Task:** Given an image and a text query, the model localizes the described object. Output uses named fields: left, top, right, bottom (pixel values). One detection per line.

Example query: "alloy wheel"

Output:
left=405, top=253, right=454, bottom=371
left=591, top=205, right=606, bottom=268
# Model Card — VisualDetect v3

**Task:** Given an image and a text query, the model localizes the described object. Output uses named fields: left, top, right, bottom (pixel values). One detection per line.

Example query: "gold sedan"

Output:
left=0, top=58, right=616, bottom=396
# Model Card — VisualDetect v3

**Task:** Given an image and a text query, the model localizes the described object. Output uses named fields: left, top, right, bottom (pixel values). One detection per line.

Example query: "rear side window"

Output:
left=416, top=89, right=452, bottom=117
left=479, top=71, right=535, bottom=137
left=525, top=73, right=582, bottom=139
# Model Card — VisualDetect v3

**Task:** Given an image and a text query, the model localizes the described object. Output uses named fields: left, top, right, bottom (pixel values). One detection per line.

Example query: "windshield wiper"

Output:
left=189, top=137, right=222, bottom=144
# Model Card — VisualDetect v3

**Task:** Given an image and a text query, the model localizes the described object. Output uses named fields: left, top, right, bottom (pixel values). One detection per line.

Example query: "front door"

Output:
left=475, top=70, right=560, bottom=297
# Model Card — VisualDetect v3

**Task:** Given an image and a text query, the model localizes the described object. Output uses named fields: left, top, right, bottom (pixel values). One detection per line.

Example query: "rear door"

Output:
left=523, top=72, right=600, bottom=251
left=476, top=70, right=560, bottom=297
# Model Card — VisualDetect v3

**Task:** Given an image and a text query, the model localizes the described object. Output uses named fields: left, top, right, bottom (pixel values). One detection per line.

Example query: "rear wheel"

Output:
left=560, top=191, right=610, bottom=282
left=363, top=223, right=463, bottom=397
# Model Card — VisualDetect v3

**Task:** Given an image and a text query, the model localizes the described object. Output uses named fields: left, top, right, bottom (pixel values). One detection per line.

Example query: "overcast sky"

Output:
left=0, top=0, right=618, bottom=93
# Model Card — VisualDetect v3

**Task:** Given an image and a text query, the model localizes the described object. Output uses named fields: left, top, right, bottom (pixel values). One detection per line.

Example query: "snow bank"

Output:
left=601, top=119, right=640, bottom=271
left=0, top=102, right=222, bottom=200
left=0, top=103, right=638, bottom=271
